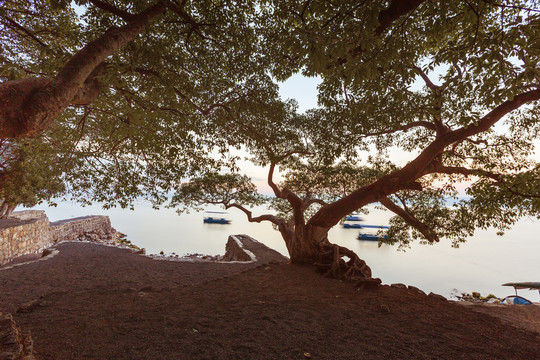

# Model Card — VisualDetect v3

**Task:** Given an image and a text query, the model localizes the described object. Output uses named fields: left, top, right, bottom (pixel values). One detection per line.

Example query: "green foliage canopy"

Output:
left=173, top=0, right=540, bottom=250
left=1, top=0, right=540, bottom=255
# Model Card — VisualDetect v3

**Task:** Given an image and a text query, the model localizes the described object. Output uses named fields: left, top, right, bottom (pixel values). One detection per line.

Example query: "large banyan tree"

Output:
left=2, top=1, right=540, bottom=282
left=170, top=0, right=540, bottom=282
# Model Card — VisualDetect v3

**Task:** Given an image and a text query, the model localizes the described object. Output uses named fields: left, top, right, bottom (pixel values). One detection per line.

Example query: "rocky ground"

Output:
left=1, top=241, right=539, bottom=359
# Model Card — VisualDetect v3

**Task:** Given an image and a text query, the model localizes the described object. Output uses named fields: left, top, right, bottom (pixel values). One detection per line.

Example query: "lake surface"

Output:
left=30, top=201, right=540, bottom=300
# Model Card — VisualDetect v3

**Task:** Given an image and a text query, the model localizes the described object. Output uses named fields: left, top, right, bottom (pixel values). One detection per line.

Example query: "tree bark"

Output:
left=5, top=203, right=16, bottom=218
left=286, top=224, right=322, bottom=264
left=280, top=222, right=374, bottom=280
left=0, top=201, right=8, bottom=218
left=0, top=201, right=16, bottom=219
left=0, top=1, right=167, bottom=138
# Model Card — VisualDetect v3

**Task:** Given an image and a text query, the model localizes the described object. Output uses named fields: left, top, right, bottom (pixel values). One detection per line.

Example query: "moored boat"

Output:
left=501, top=282, right=540, bottom=305
left=203, top=211, right=231, bottom=224
left=357, top=233, right=388, bottom=241
left=343, top=223, right=363, bottom=229
left=345, top=213, right=364, bottom=222
left=355, top=225, right=390, bottom=241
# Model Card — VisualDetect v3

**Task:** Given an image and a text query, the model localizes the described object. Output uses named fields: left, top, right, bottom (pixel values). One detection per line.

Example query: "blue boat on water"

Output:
left=355, top=225, right=390, bottom=241
left=345, top=214, right=364, bottom=222
left=357, top=233, right=388, bottom=241
left=203, top=211, right=231, bottom=224
left=343, top=213, right=364, bottom=228
left=343, top=223, right=391, bottom=230
left=343, top=223, right=363, bottom=229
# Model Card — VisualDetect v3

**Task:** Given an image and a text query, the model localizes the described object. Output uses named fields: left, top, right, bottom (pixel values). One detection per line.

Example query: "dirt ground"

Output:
left=1, top=242, right=540, bottom=360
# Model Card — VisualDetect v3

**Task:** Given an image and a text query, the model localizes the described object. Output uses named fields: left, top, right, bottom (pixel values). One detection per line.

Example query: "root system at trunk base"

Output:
left=315, top=243, right=380, bottom=287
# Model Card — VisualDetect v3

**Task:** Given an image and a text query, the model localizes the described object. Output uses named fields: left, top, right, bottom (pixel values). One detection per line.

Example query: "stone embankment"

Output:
left=0, top=211, right=116, bottom=266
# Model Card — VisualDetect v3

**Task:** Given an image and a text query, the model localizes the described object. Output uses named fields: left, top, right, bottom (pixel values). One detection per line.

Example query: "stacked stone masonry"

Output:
left=0, top=211, right=116, bottom=266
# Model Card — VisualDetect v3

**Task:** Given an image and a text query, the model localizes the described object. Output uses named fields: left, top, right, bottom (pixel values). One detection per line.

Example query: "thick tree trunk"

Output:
left=288, top=236, right=321, bottom=264
left=0, top=201, right=16, bottom=219
left=285, top=224, right=322, bottom=264
left=0, top=201, right=8, bottom=218
left=5, top=203, right=16, bottom=218
left=0, top=1, right=167, bottom=138
left=281, top=223, right=376, bottom=283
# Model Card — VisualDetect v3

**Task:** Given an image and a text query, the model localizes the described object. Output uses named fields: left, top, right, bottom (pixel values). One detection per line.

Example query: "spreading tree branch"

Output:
left=345, top=120, right=437, bottom=138
left=412, top=65, right=440, bottom=91
left=267, top=162, right=282, bottom=198
left=309, top=88, right=540, bottom=229
left=305, top=198, right=328, bottom=208
left=0, top=1, right=168, bottom=138
left=455, top=88, right=540, bottom=139
left=425, top=163, right=501, bottom=181
left=379, top=197, right=440, bottom=242
left=87, top=0, right=135, bottom=21
left=2, top=15, right=49, bottom=48
left=225, top=203, right=285, bottom=226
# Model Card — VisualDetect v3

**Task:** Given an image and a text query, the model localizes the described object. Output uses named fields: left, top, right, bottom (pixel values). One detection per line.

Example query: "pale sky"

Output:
left=277, top=74, right=321, bottom=113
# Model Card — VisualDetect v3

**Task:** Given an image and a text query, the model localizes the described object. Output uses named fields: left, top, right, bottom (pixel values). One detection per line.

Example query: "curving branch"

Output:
left=305, top=198, right=328, bottom=208
left=455, top=88, right=540, bottom=139
left=379, top=197, right=440, bottom=242
left=173, top=87, right=245, bottom=116
left=412, top=65, right=440, bottom=91
left=506, top=186, right=540, bottom=199
left=282, top=187, right=306, bottom=227
left=309, top=88, right=540, bottom=230
left=2, top=15, right=48, bottom=48
left=267, top=162, right=282, bottom=198
left=411, top=65, right=450, bottom=134
left=425, top=164, right=501, bottom=181
left=0, top=1, right=168, bottom=138
left=70, top=62, right=108, bottom=105
left=165, top=0, right=215, bottom=40
left=87, top=0, right=135, bottom=21
left=226, top=203, right=285, bottom=226
left=345, top=120, right=437, bottom=138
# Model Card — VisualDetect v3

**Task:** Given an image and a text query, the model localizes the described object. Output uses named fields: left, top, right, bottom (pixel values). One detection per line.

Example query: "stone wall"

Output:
left=10, top=210, right=46, bottom=221
left=0, top=217, right=51, bottom=266
left=50, top=216, right=115, bottom=243
left=0, top=211, right=116, bottom=266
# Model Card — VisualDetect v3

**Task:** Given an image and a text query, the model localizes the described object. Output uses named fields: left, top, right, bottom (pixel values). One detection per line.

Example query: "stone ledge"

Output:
left=223, top=234, right=288, bottom=264
left=10, top=211, right=46, bottom=221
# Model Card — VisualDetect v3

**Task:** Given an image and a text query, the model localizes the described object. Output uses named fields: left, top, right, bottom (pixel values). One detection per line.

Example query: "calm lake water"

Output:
left=30, top=201, right=540, bottom=300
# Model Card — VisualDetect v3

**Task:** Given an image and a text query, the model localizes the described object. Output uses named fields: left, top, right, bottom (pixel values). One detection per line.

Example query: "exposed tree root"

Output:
left=314, top=243, right=381, bottom=288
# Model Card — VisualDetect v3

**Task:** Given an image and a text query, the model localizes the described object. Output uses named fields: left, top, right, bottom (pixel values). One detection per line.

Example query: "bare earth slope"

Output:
left=1, top=242, right=539, bottom=359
